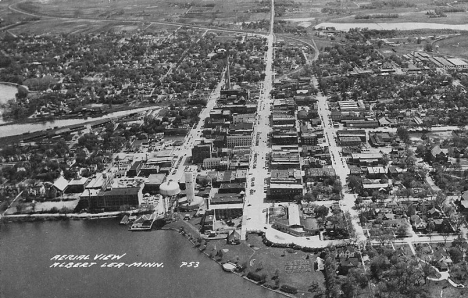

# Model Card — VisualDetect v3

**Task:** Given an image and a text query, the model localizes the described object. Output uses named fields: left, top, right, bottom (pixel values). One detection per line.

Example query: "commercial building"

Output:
left=270, top=169, right=302, bottom=184
left=350, top=153, right=384, bottom=165
left=203, top=157, right=226, bottom=170
left=127, top=160, right=143, bottom=177
left=269, top=184, right=303, bottom=201
left=338, top=136, right=362, bottom=147
left=271, top=129, right=298, bottom=145
left=271, top=151, right=301, bottom=169
left=192, top=141, right=212, bottom=164
left=226, top=134, right=252, bottom=148
left=210, top=193, right=244, bottom=205
left=342, top=120, right=379, bottom=128
left=337, top=130, right=367, bottom=142
left=139, top=164, right=160, bottom=177
left=232, top=113, right=256, bottom=124
left=219, top=183, right=246, bottom=194
left=306, top=167, right=337, bottom=181
left=143, top=173, right=166, bottom=193
left=83, top=186, right=143, bottom=211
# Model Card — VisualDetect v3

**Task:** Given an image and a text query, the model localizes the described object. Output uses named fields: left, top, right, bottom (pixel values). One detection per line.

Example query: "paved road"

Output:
left=313, top=75, right=367, bottom=243
left=240, top=0, right=276, bottom=240
left=167, top=74, right=225, bottom=182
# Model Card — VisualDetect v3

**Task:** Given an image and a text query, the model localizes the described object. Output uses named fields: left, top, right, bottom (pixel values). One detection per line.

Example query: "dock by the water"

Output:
left=128, top=212, right=161, bottom=231
left=120, top=215, right=129, bottom=225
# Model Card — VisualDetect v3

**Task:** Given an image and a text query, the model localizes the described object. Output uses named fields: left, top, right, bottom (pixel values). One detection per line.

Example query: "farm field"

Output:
left=330, top=11, right=468, bottom=25
left=283, top=0, right=468, bottom=25
left=6, top=18, right=177, bottom=35
left=6, top=0, right=271, bottom=27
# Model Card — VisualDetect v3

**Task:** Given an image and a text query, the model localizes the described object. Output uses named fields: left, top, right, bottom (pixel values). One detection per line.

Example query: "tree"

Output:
left=378, top=257, right=426, bottom=297
left=308, top=280, right=320, bottom=293
left=315, top=205, right=329, bottom=219
left=421, top=259, right=437, bottom=284
left=15, top=202, right=25, bottom=214
left=396, top=127, right=410, bottom=144
left=406, top=204, right=417, bottom=217
left=272, top=269, right=279, bottom=280
left=341, top=276, right=358, bottom=298
left=370, top=255, right=390, bottom=280
left=349, top=268, right=369, bottom=288
left=348, top=175, right=363, bottom=193
left=449, top=213, right=465, bottom=232
left=433, top=192, right=446, bottom=210
left=449, top=247, right=463, bottom=264
left=304, top=192, right=316, bottom=202
left=396, top=225, right=408, bottom=238
left=450, top=261, right=468, bottom=283
left=256, top=261, right=263, bottom=272
left=324, top=251, right=340, bottom=298
left=332, top=180, right=342, bottom=194
left=452, top=236, right=468, bottom=262
left=426, top=221, right=435, bottom=234
left=424, top=43, right=433, bottom=52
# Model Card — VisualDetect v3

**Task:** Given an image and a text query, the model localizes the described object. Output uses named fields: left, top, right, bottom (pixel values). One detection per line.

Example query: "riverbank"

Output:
left=0, top=102, right=158, bottom=127
left=0, top=104, right=161, bottom=141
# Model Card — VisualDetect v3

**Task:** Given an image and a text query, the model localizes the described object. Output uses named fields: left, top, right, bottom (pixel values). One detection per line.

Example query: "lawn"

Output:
left=169, top=229, right=326, bottom=293
left=425, top=279, right=468, bottom=298
left=244, top=234, right=325, bottom=292
left=394, top=243, right=415, bottom=257
left=414, top=242, right=434, bottom=260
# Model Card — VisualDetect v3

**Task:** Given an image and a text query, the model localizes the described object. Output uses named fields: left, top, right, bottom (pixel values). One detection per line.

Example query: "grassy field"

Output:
left=435, top=33, right=468, bottom=60
left=274, top=0, right=468, bottom=25
left=166, top=219, right=325, bottom=293
left=8, top=0, right=270, bottom=27
left=330, top=11, right=468, bottom=25
left=245, top=234, right=325, bottom=292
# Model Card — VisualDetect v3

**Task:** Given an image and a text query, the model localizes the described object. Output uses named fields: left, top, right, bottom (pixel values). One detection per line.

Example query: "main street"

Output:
left=240, top=0, right=276, bottom=240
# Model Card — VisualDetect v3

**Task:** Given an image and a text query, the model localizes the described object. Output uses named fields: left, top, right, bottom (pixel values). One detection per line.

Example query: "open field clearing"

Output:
left=330, top=10, right=468, bottom=25
left=434, top=33, right=468, bottom=60
left=10, top=0, right=270, bottom=26
left=6, top=17, right=180, bottom=35
left=279, top=0, right=468, bottom=25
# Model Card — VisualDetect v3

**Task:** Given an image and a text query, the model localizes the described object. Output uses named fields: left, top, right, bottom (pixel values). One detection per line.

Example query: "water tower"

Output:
left=159, top=179, right=180, bottom=197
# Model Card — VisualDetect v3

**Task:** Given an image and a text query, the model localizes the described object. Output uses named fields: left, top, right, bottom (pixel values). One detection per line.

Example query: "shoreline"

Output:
left=0, top=210, right=140, bottom=222
left=161, top=224, right=297, bottom=298
left=0, top=103, right=159, bottom=127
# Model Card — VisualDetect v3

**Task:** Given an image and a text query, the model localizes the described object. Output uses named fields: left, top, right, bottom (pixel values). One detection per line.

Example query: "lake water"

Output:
left=315, top=22, right=468, bottom=31
left=0, top=219, right=281, bottom=298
